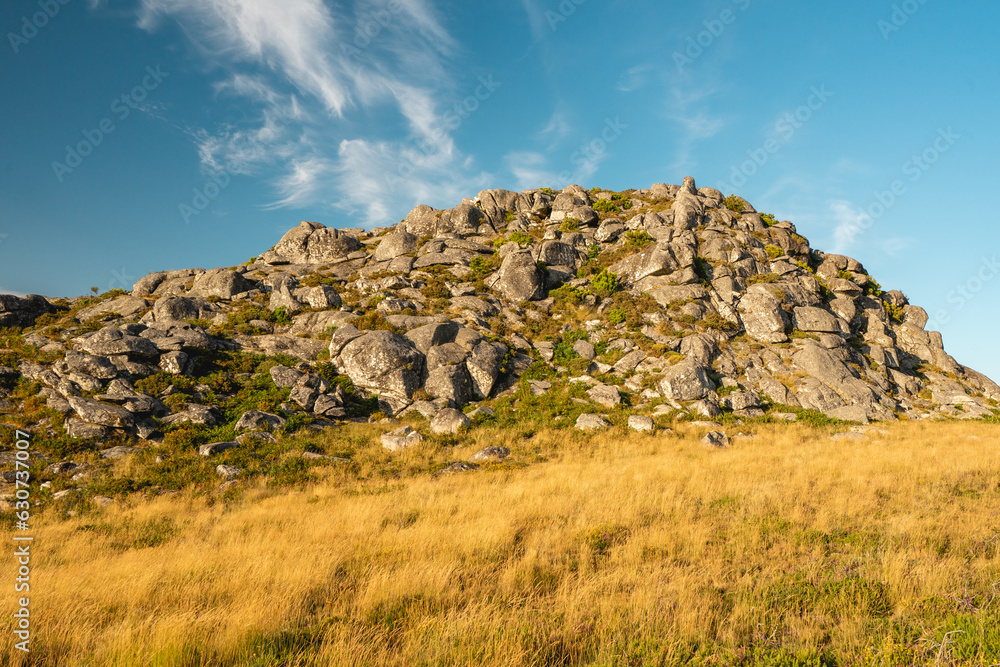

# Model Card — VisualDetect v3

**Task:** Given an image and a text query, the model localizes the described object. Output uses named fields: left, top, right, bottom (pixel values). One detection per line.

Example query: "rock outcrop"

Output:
left=0, top=176, right=996, bottom=465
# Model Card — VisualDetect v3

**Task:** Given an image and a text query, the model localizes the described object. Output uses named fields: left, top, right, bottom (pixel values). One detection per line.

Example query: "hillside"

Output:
left=3, top=177, right=1000, bottom=665
left=2, top=177, right=998, bottom=462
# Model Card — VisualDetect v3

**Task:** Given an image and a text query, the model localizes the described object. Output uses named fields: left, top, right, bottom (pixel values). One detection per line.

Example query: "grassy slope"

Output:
left=4, top=421, right=1000, bottom=666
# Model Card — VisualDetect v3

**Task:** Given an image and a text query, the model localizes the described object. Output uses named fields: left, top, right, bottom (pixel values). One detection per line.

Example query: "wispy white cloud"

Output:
left=664, top=84, right=726, bottom=171
left=519, top=0, right=547, bottom=42
left=505, top=151, right=558, bottom=191
left=134, top=0, right=486, bottom=224
left=829, top=199, right=871, bottom=253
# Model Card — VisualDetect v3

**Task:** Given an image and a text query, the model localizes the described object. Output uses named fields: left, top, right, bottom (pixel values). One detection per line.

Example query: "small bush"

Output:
left=607, top=308, right=626, bottom=325
left=865, top=278, right=883, bottom=296
left=760, top=212, right=779, bottom=227
left=559, top=217, right=581, bottom=233
left=507, top=231, right=532, bottom=246
left=353, top=311, right=404, bottom=334
left=764, top=245, right=784, bottom=259
left=592, top=199, right=618, bottom=214
left=724, top=195, right=745, bottom=213
left=469, top=254, right=501, bottom=279
left=748, top=273, right=781, bottom=285
left=624, top=230, right=654, bottom=250
left=884, top=301, right=905, bottom=324
left=590, top=270, right=620, bottom=297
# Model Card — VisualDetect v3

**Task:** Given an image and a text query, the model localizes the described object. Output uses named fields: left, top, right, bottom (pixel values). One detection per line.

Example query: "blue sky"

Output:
left=2, top=0, right=999, bottom=379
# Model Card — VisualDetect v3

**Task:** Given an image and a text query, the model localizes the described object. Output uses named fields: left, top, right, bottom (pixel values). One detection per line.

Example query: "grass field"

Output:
left=4, top=420, right=1000, bottom=666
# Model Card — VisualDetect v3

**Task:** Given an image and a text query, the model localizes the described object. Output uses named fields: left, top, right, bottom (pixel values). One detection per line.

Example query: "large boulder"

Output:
left=437, top=203, right=487, bottom=236
left=429, top=408, right=471, bottom=435
left=189, top=268, right=255, bottom=299
left=487, top=249, right=546, bottom=302
left=336, top=331, right=425, bottom=400
left=466, top=341, right=507, bottom=399
left=737, top=291, right=789, bottom=343
left=403, top=205, right=439, bottom=237
left=610, top=242, right=695, bottom=285
left=262, top=221, right=363, bottom=264
left=0, top=294, right=53, bottom=328
left=424, top=364, right=473, bottom=405
left=67, top=397, right=134, bottom=429
left=153, top=296, right=212, bottom=322
left=657, top=358, right=715, bottom=401
left=75, top=326, right=160, bottom=358
left=373, top=229, right=419, bottom=262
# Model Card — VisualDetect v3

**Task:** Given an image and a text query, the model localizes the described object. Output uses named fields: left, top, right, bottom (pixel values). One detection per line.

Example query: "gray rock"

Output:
left=216, top=465, right=242, bottom=479
left=373, top=229, right=419, bottom=262
left=189, top=268, right=256, bottom=300
left=425, top=364, right=473, bottom=405
left=405, top=321, right=460, bottom=354
left=153, top=296, right=211, bottom=322
left=657, top=358, right=714, bottom=401
left=299, top=285, right=342, bottom=310
left=64, top=351, right=118, bottom=380
left=234, top=410, right=287, bottom=433
left=487, top=249, right=545, bottom=302
left=269, top=364, right=305, bottom=388
left=573, top=339, right=596, bottom=360
left=613, top=350, right=648, bottom=373
left=587, top=383, right=621, bottom=408
left=381, top=425, right=424, bottom=452
left=701, top=431, right=729, bottom=448
left=439, top=462, right=480, bottom=474
left=67, top=397, right=135, bottom=429
left=575, top=414, right=610, bottom=430
left=0, top=294, right=54, bottom=328
left=471, top=446, right=510, bottom=462
left=76, top=327, right=160, bottom=358
left=199, top=442, right=239, bottom=457
left=65, top=419, right=108, bottom=439
left=793, top=307, right=845, bottom=334
left=404, top=205, right=440, bottom=237
left=263, top=222, right=363, bottom=264
left=269, top=284, right=303, bottom=314
left=337, top=331, right=425, bottom=400
left=159, top=351, right=192, bottom=375
left=430, top=408, right=471, bottom=434
left=627, top=415, right=655, bottom=433
left=466, top=341, right=507, bottom=399
left=738, top=291, right=789, bottom=343
left=161, top=404, right=222, bottom=426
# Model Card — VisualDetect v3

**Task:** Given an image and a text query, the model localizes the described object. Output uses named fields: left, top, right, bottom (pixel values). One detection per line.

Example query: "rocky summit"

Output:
left=2, top=177, right=998, bottom=459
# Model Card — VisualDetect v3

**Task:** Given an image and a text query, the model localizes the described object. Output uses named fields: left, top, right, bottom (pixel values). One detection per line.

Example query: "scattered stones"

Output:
left=627, top=415, right=655, bottom=433
left=430, top=408, right=471, bottom=435
left=198, top=442, right=239, bottom=457
left=471, top=446, right=510, bottom=462
left=701, top=431, right=729, bottom=448
left=216, top=465, right=242, bottom=480
left=381, top=425, right=424, bottom=452
left=576, top=414, right=611, bottom=431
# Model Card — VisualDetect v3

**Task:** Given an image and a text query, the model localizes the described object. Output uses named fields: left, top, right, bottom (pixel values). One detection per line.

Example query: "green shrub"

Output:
left=607, top=308, right=626, bottom=325
left=504, top=211, right=516, bottom=223
left=550, top=285, right=587, bottom=307
left=837, top=269, right=854, bottom=281
left=884, top=301, right=905, bottom=324
left=469, top=254, right=501, bottom=279
left=590, top=269, right=620, bottom=297
left=724, top=195, right=745, bottom=213
left=592, top=199, right=618, bottom=214
left=765, top=245, right=784, bottom=259
left=865, top=278, right=883, bottom=296
left=624, top=230, right=654, bottom=250
left=507, top=231, right=532, bottom=246
left=760, top=212, right=779, bottom=227
left=559, top=217, right=580, bottom=233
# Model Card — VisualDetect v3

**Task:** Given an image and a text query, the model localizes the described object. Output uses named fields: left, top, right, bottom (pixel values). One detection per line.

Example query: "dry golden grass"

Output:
left=4, top=421, right=1000, bottom=666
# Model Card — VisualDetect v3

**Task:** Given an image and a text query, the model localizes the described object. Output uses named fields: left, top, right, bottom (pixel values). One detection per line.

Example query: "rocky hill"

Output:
left=2, top=177, right=998, bottom=489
